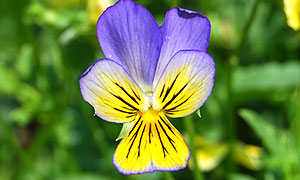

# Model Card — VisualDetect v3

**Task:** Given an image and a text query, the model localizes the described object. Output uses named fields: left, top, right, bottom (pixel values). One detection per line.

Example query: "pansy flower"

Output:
left=79, top=0, right=215, bottom=175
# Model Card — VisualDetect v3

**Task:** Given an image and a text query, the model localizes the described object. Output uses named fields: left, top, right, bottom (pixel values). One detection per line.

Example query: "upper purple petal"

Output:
left=153, top=7, right=211, bottom=86
left=97, top=0, right=162, bottom=92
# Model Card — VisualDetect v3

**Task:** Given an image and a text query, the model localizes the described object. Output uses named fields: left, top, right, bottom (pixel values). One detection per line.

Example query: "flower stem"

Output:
left=184, top=115, right=204, bottom=180
left=225, top=0, right=261, bottom=175
left=164, top=171, right=175, bottom=180
left=292, top=88, right=300, bottom=172
left=171, top=0, right=179, bottom=7
left=234, top=0, right=261, bottom=57
left=0, top=111, right=27, bottom=165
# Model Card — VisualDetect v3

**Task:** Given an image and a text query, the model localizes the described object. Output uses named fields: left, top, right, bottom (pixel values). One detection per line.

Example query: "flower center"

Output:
left=140, top=109, right=159, bottom=122
left=140, top=93, right=161, bottom=113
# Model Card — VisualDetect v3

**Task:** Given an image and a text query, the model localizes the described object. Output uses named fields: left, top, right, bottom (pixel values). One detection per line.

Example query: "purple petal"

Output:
left=97, top=0, right=162, bottom=92
left=154, top=7, right=211, bottom=85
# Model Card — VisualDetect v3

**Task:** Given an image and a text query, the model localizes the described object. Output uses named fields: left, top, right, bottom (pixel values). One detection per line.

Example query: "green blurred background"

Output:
left=0, top=0, right=300, bottom=179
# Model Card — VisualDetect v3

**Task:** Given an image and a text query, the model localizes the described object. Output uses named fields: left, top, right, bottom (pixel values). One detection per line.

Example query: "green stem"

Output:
left=0, top=111, right=27, bottom=163
left=292, top=88, right=300, bottom=171
left=225, top=61, right=235, bottom=174
left=225, top=0, right=260, bottom=176
left=171, top=0, right=179, bottom=7
left=164, top=171, right=175, bottom=180
left=184, top=115, right=204, bottom=180
left=80, top=102, right=111, bottom=155
left=234, top=0, right=260, bottom=57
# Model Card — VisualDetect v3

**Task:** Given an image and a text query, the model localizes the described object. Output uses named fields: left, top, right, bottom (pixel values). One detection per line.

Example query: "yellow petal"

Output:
left=189, top=136, right=228, bottom=172
left=234, top=142, right=263, bottom=170
left=113, top=111, right=190, bottom=174
left=79, top=59, right=147, bottom=123
left=195, top=143, right=228, bottom=172
left=152, top=50, right=215, bottom=118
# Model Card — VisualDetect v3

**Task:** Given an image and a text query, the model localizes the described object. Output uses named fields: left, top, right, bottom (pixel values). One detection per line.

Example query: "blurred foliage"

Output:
left=0, top=0, right=300, bottom=180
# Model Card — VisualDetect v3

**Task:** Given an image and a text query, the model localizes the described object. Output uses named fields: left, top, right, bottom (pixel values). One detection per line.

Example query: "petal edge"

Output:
left=153, top=50, right=215, bottom=118
left=79, top=59, right=147, bottom=123
left=97, top=0, right=163, bottom=92
left=154, top=8, right=211, bottom=85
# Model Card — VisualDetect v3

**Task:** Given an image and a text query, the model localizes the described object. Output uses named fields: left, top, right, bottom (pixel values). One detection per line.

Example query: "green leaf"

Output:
left=228, top=173, right=257, bottom=180
left=115, top=120, right=135, bottom=141
left=15, top=43, right=33, bottom=80
left=239, top=109, right=300, bottom=180
left=10, top=84, right=41, bottom=126
left=233, top=61, right=300, bottom=93
left=56, top=173, right=117, bottom=180
left=196, top=109, right=202, bottom=118
left=238, top=109, right=283, bottom=155
left=40, top=32, right=64, bottom=82
left=0, top=64, right=19, bottom=94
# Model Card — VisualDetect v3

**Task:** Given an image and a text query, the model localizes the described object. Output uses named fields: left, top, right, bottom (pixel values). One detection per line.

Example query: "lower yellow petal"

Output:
left=113, top=111, right=190, bottom=175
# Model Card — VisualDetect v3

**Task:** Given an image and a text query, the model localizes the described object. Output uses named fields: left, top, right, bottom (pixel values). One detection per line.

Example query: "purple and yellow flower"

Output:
left=79, top=0, right=215, bottom=175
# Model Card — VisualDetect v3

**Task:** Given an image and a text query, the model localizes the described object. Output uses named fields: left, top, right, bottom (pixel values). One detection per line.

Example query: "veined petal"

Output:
left=97, top=0, right=162, bottom=92
left=154, top=8, right=211, bottom=85
left=79, top=59, right=147, bottom=123
left=113, top=111, right=190, bottom=175
left=153, top=50, right=215, bottom=118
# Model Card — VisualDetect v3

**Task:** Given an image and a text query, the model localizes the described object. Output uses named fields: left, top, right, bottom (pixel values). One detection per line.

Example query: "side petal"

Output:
left=154, top=8, right=211, bottom=85
left=113, top=111, right=190, bottom=175
left=79, top=59, right=147, bottom=123
left=97, top=0, right=162, bottom=92
left=153, top=50, right=215, bottom=118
